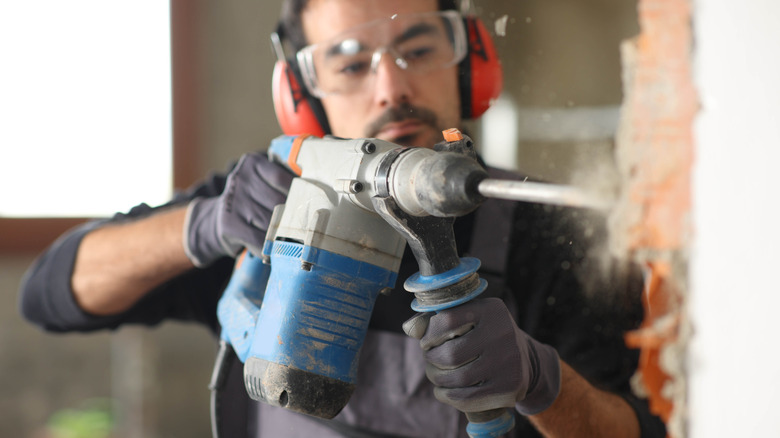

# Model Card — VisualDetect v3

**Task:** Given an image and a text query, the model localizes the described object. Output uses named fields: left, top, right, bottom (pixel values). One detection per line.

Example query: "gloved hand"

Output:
left=184, top=152, right=294, bottom=267
left=402, top=297, right=561, bottom=416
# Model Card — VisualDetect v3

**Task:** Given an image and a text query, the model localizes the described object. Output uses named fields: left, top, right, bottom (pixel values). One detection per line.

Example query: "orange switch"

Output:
left=442, top=128, right=463, bottom=142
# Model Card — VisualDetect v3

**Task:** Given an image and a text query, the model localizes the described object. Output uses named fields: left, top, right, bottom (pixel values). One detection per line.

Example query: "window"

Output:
left=0, top=1, right=200, bottom=252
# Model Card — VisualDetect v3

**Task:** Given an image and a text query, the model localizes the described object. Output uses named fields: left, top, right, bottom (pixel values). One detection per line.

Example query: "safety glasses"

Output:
left=296, top=10, right=467, bottom=98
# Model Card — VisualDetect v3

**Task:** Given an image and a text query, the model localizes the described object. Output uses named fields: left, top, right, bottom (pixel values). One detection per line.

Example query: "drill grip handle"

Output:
left=406, top=258, right=516, bottom=438
left=216, top=250, right=270, bottom=362
left=465, top=409, right=515, bottom=438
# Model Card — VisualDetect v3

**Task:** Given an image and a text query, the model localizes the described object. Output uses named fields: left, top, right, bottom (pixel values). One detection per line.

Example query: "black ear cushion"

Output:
left=458, top=42, right=474, bottom=120
left=288, top=59, right=331, bottom=134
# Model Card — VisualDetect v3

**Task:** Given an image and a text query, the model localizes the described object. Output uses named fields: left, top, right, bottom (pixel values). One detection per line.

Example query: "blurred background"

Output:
left=0, top=0, right=638, bottom=437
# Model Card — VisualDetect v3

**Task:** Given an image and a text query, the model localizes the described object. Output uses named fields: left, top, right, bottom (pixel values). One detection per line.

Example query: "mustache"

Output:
left=365, top=103, right=439, bottom=138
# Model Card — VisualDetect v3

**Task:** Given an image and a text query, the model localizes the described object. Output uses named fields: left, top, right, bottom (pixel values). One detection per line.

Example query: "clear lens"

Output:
left=297, top=11, right=466, bottom=98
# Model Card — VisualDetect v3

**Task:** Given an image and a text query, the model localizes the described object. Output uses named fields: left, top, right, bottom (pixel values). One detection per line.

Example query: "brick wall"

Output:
left=612, top=0, right=696, bottom=436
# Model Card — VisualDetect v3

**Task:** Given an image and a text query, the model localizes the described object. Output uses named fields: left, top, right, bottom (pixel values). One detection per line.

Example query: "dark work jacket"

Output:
left=19, top=165, right=666, bottom=437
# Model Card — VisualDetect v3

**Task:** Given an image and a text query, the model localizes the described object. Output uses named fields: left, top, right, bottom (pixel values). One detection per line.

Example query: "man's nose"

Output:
left=371, top=51, right=413, bottom=108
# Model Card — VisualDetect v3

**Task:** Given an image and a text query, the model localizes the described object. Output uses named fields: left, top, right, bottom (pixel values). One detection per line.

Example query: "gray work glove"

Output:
left=184, top=152, right=294, bottom=267
left=402, top=297, right=561, bottom=416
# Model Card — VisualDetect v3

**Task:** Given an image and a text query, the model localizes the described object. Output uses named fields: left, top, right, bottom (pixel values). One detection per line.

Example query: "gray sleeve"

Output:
left=19, top=220, right=105, bottom=332
left=18, top=172, right=235, bottom=334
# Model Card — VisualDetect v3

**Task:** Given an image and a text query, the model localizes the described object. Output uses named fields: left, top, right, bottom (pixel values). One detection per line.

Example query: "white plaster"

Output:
left=690, top=0, right=780, bottom=436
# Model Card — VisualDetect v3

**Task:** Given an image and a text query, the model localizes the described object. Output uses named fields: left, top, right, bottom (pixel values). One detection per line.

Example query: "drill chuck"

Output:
left=385, top=148, right=488, bottom=218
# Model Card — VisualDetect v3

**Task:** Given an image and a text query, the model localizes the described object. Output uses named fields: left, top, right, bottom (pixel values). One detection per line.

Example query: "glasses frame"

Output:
left=295, top=10, right=468, bottom=98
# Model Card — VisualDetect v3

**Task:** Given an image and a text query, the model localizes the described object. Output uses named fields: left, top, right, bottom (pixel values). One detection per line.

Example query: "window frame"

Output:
left=0, top=0, right=201, bottom=254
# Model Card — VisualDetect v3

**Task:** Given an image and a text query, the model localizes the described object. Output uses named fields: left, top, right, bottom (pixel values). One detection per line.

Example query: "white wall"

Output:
left=689, top=0, right=780, bottom=436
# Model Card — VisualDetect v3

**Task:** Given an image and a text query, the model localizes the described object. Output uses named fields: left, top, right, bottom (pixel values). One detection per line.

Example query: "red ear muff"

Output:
left=272, top=59, right=328, bottom=137
left=460, top=16, right=503, bottom=119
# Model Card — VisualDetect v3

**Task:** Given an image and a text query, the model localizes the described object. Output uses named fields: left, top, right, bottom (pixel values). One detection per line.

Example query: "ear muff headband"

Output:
left=272, top=14, right=503, bottom=136
left=459, top=16, right=503, bottom=120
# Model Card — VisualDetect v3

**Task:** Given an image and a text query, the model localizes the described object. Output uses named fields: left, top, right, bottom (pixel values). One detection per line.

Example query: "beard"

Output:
left=364, top=102, right=440, bottom=147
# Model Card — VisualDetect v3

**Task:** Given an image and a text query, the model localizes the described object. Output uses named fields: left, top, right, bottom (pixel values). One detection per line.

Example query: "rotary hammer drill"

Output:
left=212, top=130, right=515, bottom=437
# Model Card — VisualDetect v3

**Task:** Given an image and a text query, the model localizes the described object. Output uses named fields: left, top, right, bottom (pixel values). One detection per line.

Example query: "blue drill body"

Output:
left=218, top=239, right=397, bottom=417
left=249, top=241, right=396, bottom=382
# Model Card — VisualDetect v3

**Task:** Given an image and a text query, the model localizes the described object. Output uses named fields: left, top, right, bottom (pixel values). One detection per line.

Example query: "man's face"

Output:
left=301, top=0, right=462, bottom=148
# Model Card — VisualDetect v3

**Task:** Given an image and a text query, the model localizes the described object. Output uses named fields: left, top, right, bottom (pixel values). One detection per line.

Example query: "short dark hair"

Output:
left=279, top=0, right=459, bottom=54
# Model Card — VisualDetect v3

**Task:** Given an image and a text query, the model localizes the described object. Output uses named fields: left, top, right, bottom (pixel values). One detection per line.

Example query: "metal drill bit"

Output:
left=477, top=179, right=614, bottom=211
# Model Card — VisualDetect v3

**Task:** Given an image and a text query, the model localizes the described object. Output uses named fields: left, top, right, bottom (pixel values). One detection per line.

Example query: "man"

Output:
left=20, top=0, right=665, bottom=436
